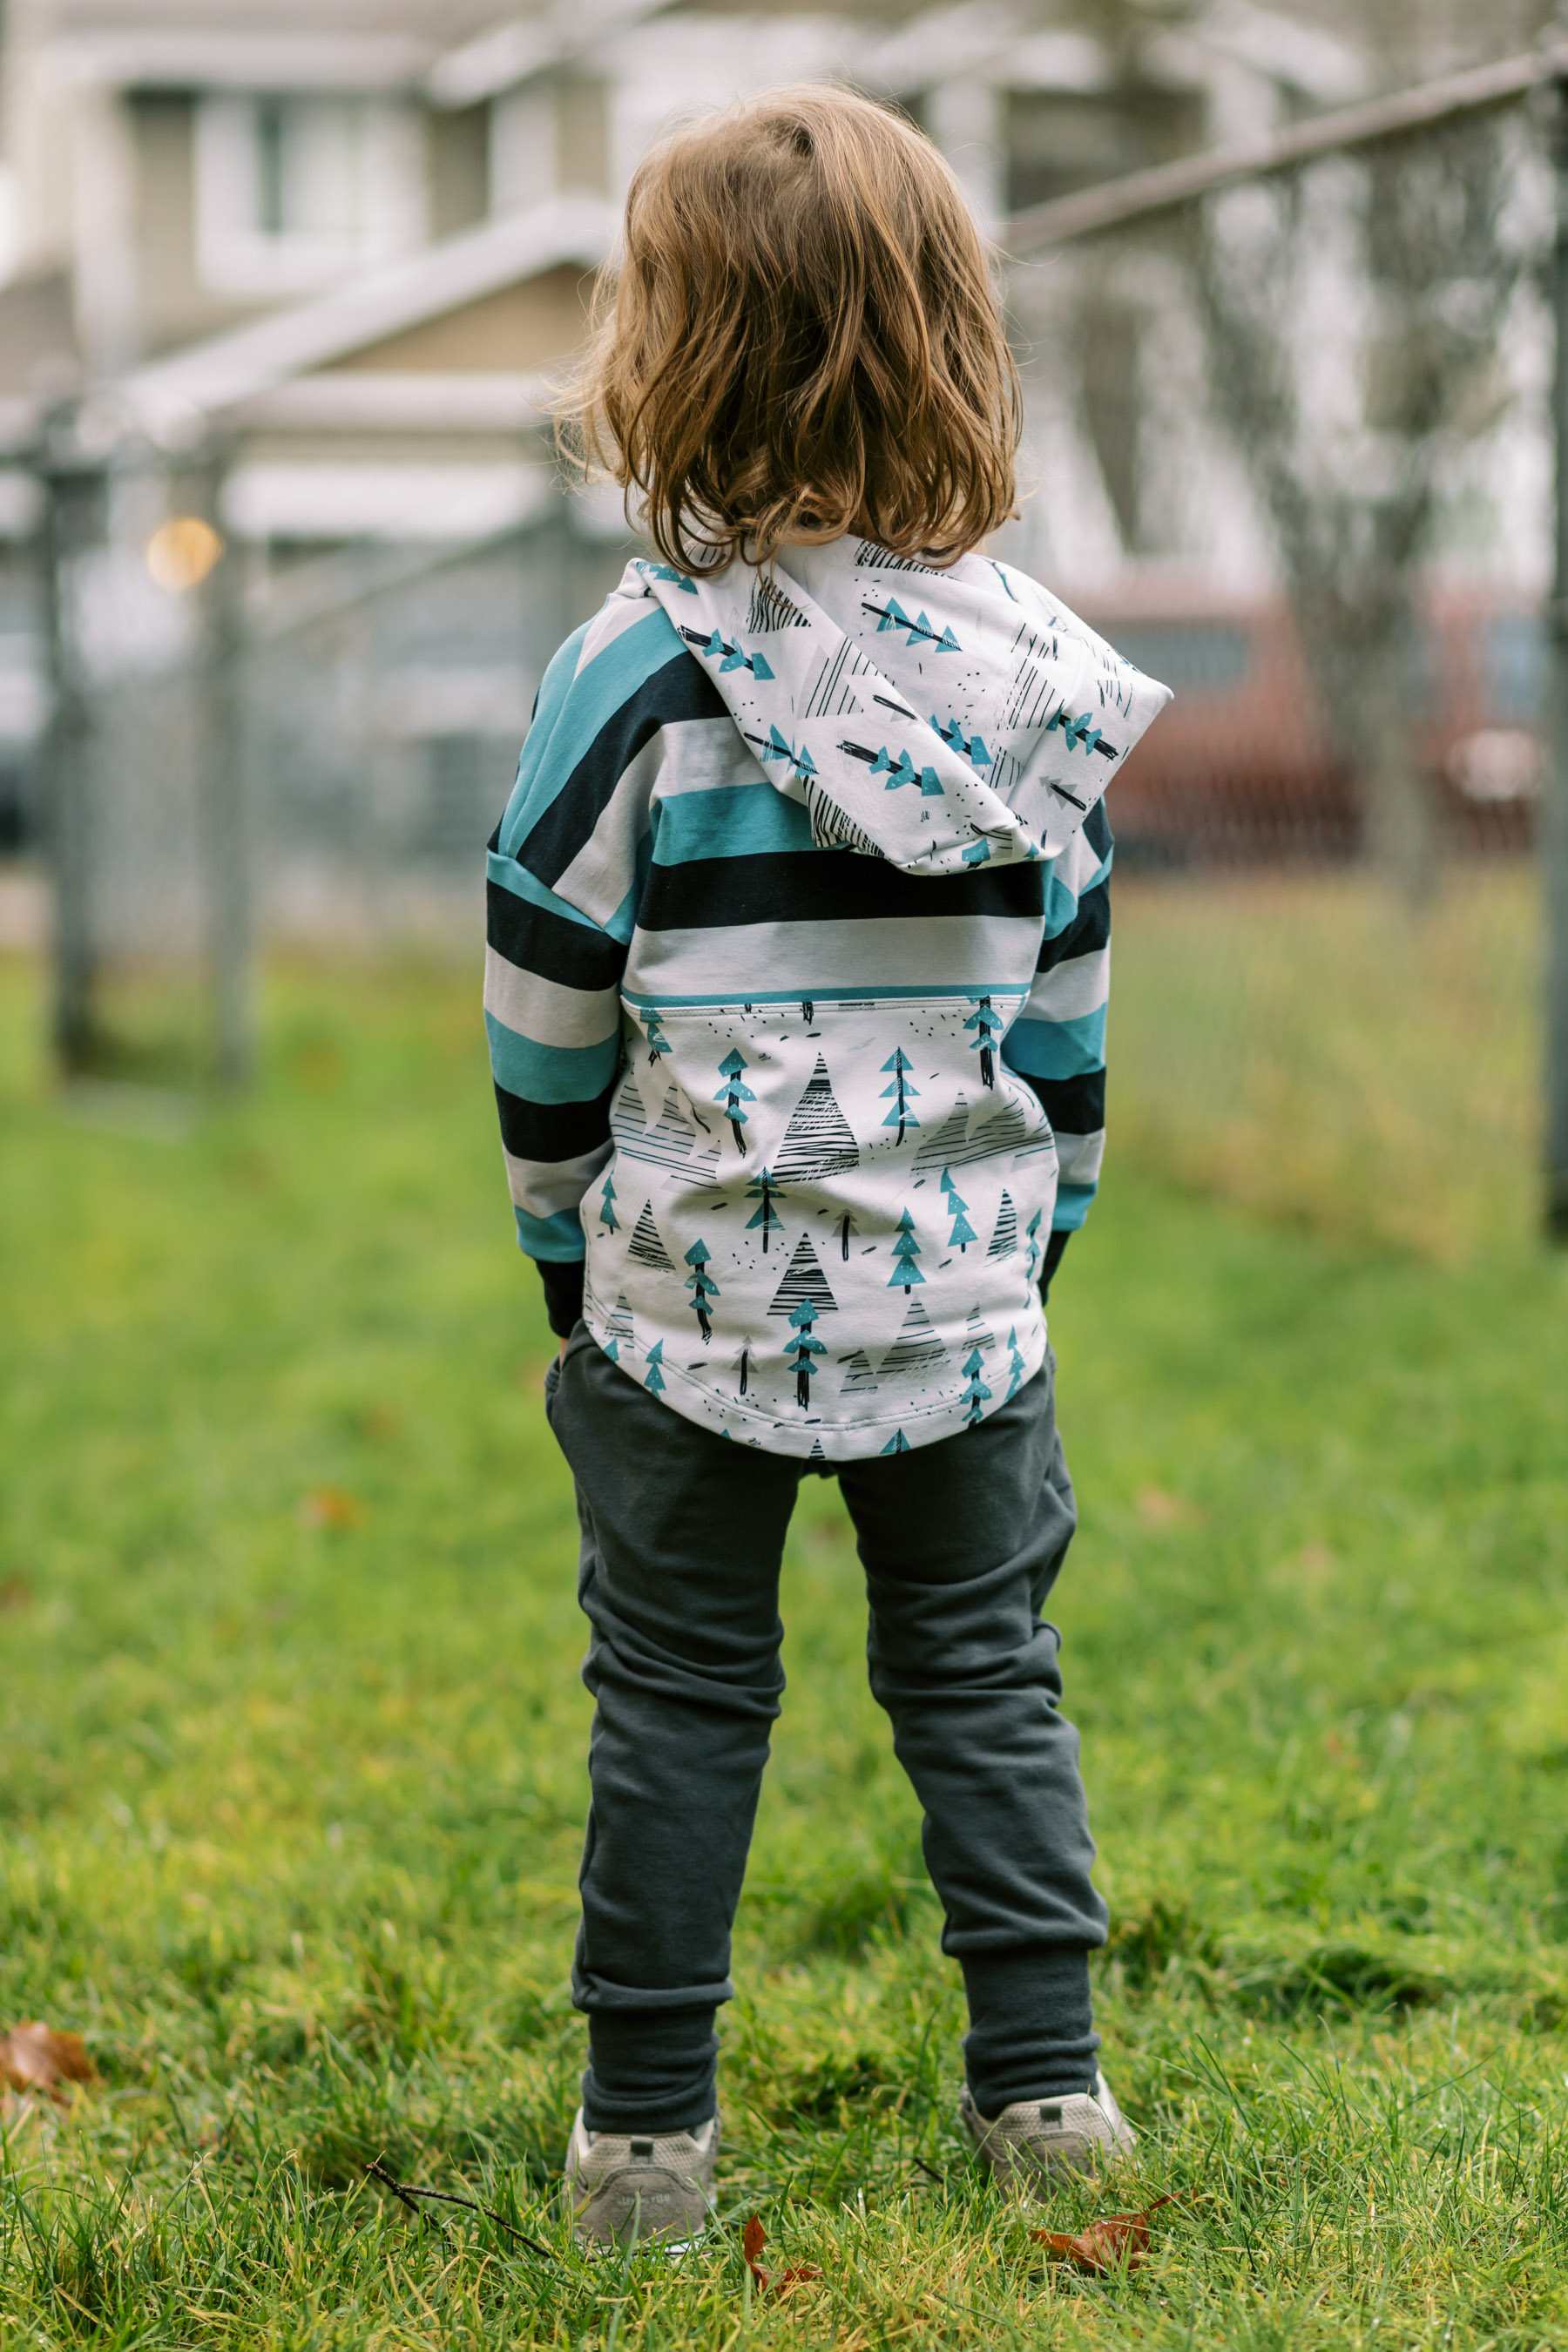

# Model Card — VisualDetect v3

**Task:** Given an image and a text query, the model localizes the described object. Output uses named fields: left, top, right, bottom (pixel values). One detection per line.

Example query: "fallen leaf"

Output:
left=0, top=2023, right=96, bottom=2101
left=0, top=1572, right=31, bottom=1612
left=301, top=1488, right=363, bottom=1531
left=1034, top=2195, right=1179, bottom=2274
left=743, top=2214, right=823, bottom=2297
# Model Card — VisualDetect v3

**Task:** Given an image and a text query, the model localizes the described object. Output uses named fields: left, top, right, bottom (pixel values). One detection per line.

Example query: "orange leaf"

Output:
left=1033, top=2197, right=1178, bottom=2274
left=301, top=1488, right=362, bottom=1530
left=0, top=2022, right=96, bottom=2100
left=741, top=2214, right=822, bottom=2298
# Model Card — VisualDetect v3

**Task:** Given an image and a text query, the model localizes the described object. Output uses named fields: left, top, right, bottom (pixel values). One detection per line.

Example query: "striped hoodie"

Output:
left=486, top=537, right=1170, bottom=1459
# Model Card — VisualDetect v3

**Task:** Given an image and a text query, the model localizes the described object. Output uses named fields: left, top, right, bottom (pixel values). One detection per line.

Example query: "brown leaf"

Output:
left=1137, top=1487, right=1198, bottom=1528
left=301, top=1488, right=362, bottom=1531
left=1034, top=2195, right=1179, bottom=2274
left=0, top=1573, right=31, bottom=1612
left=0, top=2022, right=96, bottom=2101
left=742, top=2214, right=823, bottom=2298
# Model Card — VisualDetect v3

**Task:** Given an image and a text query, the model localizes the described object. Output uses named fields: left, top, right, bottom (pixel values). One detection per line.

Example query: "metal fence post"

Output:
left=1549, top=78, right=1568, bottom=1241
left=38, top=419, right=107, bottom=1076
left=194, top=442, right=252, bottom=1087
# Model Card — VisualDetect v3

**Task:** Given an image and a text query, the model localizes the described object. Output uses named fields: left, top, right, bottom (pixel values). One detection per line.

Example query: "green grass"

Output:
left=3, top=944, right=1568, bottom=2349
left=1112, top=865, right=1540, bottom=1259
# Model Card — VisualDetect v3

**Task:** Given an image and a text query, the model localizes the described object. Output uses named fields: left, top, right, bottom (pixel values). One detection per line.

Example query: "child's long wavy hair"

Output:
left=558, top=84, right=1022, bottom=575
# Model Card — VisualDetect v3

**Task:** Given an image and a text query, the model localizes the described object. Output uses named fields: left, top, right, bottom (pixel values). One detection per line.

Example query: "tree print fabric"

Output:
left=484, top=535, right=1170, bottom=1457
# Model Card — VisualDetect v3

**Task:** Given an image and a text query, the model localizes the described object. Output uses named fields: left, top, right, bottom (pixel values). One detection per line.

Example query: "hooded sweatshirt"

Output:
left=486, top=537, right=1170, bottom=1459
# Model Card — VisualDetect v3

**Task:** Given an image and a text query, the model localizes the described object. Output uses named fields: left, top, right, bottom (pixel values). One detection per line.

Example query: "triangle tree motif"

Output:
left=881, top=1428, right=911, bottom=1455
left=888, top=1207, right=924, bottom=1293
left=644, top=1339, right=666, bottom=1396
left=684, top=1238, right=720, bottom=1342
left=914, top=1094, right=970, bottom=1172
left=774, top=1054, right=859, bottom=1185
left=879, top=1049, right=921, bottom=1142
left=628, top=1200, right=675, bottom=1273
left=600, top=1291, right=636, bottom=1363
left=878, top=1296, right=946, bottom=1380
left=836, top=1349, right=880, bottom=1394
left=987, top=1190, right=1017, bottom=1259
left=767, top=1232, right=838, bottom=1318
left=963, top=1304, right=997, bottom=1359
left=1004, top=1325, right=1027, bottom=1401
left=612, top=1071, right=649, bottom=1146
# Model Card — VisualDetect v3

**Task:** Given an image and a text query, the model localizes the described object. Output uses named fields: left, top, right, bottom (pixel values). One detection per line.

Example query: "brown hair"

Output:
left=559, top=84, right=1021, bottom=574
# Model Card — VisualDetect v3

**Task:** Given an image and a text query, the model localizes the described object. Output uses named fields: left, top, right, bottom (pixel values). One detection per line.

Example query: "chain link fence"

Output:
left=1, top=82, right=1557, bottom=1256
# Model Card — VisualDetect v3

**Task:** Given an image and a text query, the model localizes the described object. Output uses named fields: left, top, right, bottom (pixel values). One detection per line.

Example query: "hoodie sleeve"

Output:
left=484, top=595, right=706, bottom=1321
left=999, top=796, right=1112, bottom=1232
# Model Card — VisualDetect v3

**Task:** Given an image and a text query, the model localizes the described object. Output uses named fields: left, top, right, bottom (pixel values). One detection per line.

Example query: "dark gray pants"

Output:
left=544, top=1325, right=1108, bottom=2133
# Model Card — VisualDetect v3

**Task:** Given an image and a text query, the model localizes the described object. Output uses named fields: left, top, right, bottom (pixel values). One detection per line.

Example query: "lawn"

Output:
left=3, top=942, right=1568, bottom=2349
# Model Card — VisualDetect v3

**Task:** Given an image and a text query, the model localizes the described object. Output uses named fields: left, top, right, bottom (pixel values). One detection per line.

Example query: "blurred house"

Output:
left=0, top=1, right=1544, bottom=918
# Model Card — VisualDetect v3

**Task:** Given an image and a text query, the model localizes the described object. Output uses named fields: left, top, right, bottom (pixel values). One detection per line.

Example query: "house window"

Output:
left=195, top=94, right=425, bottom=295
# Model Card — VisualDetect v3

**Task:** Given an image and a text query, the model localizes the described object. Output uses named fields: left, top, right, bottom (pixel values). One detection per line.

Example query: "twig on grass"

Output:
left=363, top=2156, right=553, bottom=2258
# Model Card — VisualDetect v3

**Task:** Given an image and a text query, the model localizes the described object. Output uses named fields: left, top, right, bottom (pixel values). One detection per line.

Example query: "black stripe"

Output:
left=636, top=848, right=1045, bottom=933
left=1037, top=875, right=1110, bottom=970
left=518, top=654, right=727, bottom=886
left=494, top=1078, right=618, bottom=1166
left=486, top=877, right=626, bottom=995
left=1024, top=1068, right=1105, bottom=1137
left=1084, top=796, right=1113, bottom=862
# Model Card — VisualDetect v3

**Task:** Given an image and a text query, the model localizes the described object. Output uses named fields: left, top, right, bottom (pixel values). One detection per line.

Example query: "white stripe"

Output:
left=650, top=716, right=765, bottom=794
left=1024, top=943, right=1110, bottom=1024
left=576, top=588, right=657, bottom=673
left=627, top=915, right=1040, bottom=997
left=1055, top=1128, right=1105, bottom=1186
left=504, top=1140, right=612, bottom=1218
left=483, top=947, right=621, bottom=1048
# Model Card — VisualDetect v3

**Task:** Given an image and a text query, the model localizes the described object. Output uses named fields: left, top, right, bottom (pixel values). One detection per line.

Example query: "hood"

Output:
left=638, top=537, right=1171, bottom=875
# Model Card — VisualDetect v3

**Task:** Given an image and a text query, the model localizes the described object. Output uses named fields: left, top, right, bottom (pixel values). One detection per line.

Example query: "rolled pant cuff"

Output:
left=959, top=1943, right=1100, bottom=2112
left=581, top=2005, right=720, bottom=2136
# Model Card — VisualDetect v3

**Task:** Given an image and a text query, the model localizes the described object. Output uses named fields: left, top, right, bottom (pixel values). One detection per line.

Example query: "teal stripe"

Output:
left=618, top=982, right=1031, bottom=1010
left=514, top=1204, right=586, bottom=1260
left=486, top=1013, right=620, bottom=1104
left=498, top=608, right=685, bottom=855
left=651, top=785, right=815, bottom=864
left=496, top=624, right=587, bottom=856
left=486, top=849, right=605, bottom=933
left=1040, top=848, right=1112, bottom=943
left=1052, top=1182, right=1098, bottom=1231
left=1003, top=1008, right=1106, bottom=1081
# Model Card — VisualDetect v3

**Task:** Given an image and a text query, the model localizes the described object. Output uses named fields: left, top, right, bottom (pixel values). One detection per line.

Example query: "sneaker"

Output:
left=564, top=2108, right=720, bottom=2248
left=960, top=2073, right=1134, bottom=2189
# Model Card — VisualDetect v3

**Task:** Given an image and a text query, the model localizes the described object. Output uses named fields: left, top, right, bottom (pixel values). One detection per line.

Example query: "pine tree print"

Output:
left=963, top=1304, right=996, bottom=1359
left=838, top=1209, right=859, bottom=1261
left=802, top=999, right=814, bottom=1024
left=644, top=1339, right=666, bottom=1397
left=888, top=1207, right=923, bottom=1292
left=645, top=1010, right=671, bottom=1066
left=774, top=1053, right=858, bottom=1184
left=783, top=1300, right=826, bottom=1408
left=913, top=1094, right=970, bottom=1173
left=767, top=1232, right=838, bottom=1319
left=837, top=1349, right=880, bottom=1396
left=964, top=995, right=1002, bottom=1088
left=808, top=1438, right=827, bottom=1461
left=628, top=1200, right=675, bottom=1273
left=612, top=1070, right=649, bottom=1147
left=732, top=1342, right=750, bottom=1397
left=1004, top=1325, right=1026, bottom=1400
left=598, top=1173, right=619, bottom=1233
left=987, top=1189, right=1017, bottom=1259
left=960, top=1348, right=992, bottom=1428
left=880, top=1049, right=921, bottom=1142
left=600, top=1292, right=636, bottom=1364
left=1024, top=1209, right=1043, bottom=1283
left=881, top=1429, right=911, bottom=1455
left=744, top=1166, right=785, bottom=1252
left=879, top=1296, right=946, bottom=1379
left=941, top=1168, right=977, bottom=1251
left=713, top=1049, right=754, bottom=1152
left=683, top=1238, right=719, bottom=1342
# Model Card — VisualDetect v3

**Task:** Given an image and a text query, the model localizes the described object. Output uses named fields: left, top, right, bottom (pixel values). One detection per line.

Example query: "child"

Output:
left=485, top=84, right=1170, bottom=2246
